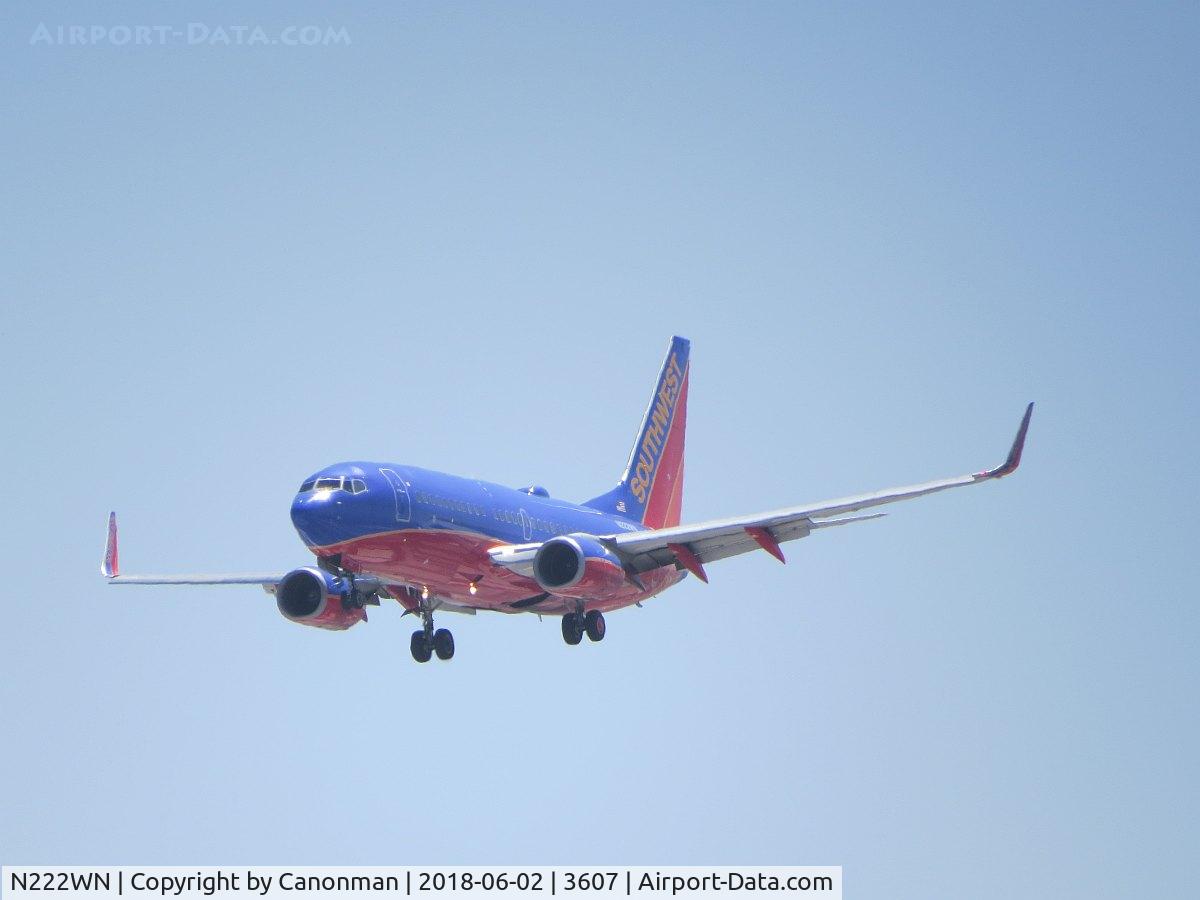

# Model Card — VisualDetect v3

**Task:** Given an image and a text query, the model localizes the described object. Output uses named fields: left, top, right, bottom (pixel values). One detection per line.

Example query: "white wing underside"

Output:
left=491, top=403, right=1033, bottom=577
left=106, top=574, right=284, bottom=585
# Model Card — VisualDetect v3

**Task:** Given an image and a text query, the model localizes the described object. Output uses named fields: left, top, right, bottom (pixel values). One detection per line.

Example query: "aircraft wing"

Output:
left=106, top=573, right=285, bottom=585
left=603, top=403, right=1034, bottom=581
left=100, top=512, right=285, bottom=588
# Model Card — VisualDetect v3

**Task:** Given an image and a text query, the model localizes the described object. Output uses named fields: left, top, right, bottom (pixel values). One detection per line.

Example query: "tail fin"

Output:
left=584, top=336, right=690, bottom=529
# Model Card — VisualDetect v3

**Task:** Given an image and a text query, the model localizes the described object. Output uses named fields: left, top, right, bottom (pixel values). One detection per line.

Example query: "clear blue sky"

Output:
left=2, top=2, right=1196, bottom=897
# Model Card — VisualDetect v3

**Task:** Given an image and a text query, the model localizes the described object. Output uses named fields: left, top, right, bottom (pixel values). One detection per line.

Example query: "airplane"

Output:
left=102, top=336, right=1033, bottom=663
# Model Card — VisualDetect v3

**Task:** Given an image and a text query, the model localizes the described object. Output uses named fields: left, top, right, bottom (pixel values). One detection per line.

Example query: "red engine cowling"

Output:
left=275, top=567, right=365, bottom=631
left=533, top=535, right=627, bottom=600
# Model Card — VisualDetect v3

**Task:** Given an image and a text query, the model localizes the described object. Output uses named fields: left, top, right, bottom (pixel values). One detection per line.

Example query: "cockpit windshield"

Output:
left=298, top=476, right=368, bottom=494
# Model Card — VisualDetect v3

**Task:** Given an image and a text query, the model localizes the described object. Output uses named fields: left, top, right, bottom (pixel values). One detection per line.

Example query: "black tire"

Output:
left=410, top=630, right=432, bottom=663
left=433, top=628, right=455, bottom=660
left=561, top=613, right=583, bottom=645
left=584, top=610, right=606, bottom=642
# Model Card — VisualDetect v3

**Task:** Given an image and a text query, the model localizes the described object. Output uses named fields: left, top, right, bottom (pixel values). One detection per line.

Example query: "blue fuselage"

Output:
left=290, top=462, right=645, bottom=553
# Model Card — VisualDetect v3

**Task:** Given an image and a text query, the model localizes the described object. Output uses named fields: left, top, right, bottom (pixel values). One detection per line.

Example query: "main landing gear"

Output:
left=561, top=609, right=606, bottom=645
left=410, top=603, right=454, bottom=663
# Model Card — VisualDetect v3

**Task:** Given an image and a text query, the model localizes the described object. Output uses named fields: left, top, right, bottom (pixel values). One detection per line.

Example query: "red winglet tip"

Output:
left=992, top=402, right=1034, bottom=478
left=102, top=511, right=119, bottom=577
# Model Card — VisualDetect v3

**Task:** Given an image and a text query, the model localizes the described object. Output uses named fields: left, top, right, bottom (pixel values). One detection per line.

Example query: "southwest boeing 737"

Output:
left=102, top=337, right=1033, bottom=662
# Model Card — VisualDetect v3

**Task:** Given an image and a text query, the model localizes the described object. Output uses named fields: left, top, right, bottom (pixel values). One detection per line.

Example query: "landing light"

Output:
left=420, top=585, right=429, bottom=600
left=469, top=581, right=478, bottom=596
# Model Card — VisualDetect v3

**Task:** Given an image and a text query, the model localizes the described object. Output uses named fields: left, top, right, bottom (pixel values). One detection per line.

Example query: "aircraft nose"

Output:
left=290, top=492, right=319, bottom=541
left=291, top=475, right=365, bottom=546
left=291, top=489, right=345, bottom=545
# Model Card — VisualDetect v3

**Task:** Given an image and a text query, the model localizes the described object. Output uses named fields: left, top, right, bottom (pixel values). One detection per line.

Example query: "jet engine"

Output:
left=533, top=535, right=627, bottom=600
left=275, top=567, right=366, bottom=631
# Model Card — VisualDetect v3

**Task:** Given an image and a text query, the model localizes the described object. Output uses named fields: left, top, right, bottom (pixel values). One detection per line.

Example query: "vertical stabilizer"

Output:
left=584, top=336, right=690, bottom=529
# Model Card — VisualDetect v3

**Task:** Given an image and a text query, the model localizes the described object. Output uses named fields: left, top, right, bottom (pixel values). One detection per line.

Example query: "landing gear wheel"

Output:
left=561, top=613, right=584, bottom=645
left=584, top=610, right=606, bottom=642
left=410, top=630, right=432, bottom=663
left=433, top=628, right=455, bottom=660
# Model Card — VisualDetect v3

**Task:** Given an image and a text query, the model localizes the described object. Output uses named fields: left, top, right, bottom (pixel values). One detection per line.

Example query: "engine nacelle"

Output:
left=275, top=567, right=365, bottom=631
left=533, top=534, right=627, bottom=600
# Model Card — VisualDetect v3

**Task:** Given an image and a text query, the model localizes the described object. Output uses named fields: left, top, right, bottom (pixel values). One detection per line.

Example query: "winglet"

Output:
left=101, top=511, right=119, bottom=577
left=983, top=402, right=1034, bottom=479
